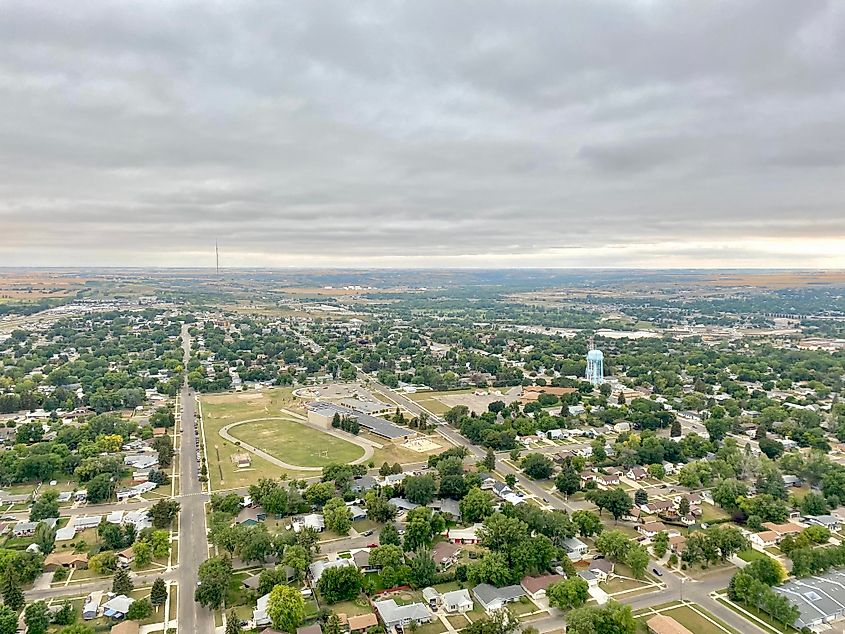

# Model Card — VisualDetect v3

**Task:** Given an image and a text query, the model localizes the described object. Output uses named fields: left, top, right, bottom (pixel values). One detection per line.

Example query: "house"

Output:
left=13, top=517, right=57, bottom=537
left=352, top=550, right=377, bottom=573
left=374, top=599, right=433, bottom=630
left=111, top=621, right=140, bottom=634
left=588, top=559, right=614, bottom=581
left=116, top=482, right=157, bottom=501
left=472, top=584, right=526, bottom=613
left=626, top=467, right=647, bottom=481
left=44, top=552, right=88, bottom=571
left=55, top=525, right=77, bottom=541
left=83, top=592, right=102, bottom=620
left=73, top=515, right=103, bottom=531
left=447, top=524, right=482, bottom=545
left=347, top=614, right=379, bottom=632
left=642, top=500, right=674, bottom=515
left=124, top=454, right=158, bottom=470
left=761, top=522, right=803, bottom=540
left=521, top=574, right=563, bottom=600
left=782, top=474, right=801, bottom=487
left=562, top=536, right=588, bottom=561
left=638, top=522, right=668, bottom=539
left=668, top=535, right=687, bottom=554
left=750, top=531, right=778, bottom=549
left=292, top=513, right=324, bottom=533
left=107, top=510, right=124, bottom=524
left=348, top=505, right=368, bottom=521
left=254, top=593, right=272, bottom=627
left=442, top=589, right=473, bottom=613
left=432, top=541, right=462, bottom=569
left=118, top=547, right=135, bottom=567
left=428, top=499, right=461, bottom=520
left=804, top=515, right=841, bottom=531
left=236, top=507, right=267, bottom=526
left=662, top=462, right=677, bottom=475
left=577, top=570, right=599, bottom=587
left=622, top=507, right=643, bottom=523
left=351, top=475, right=378, bottom=493
left=646, top=615, right=693, bottom=634
left=308, top=558, right=354, bottom=585
left=74, top=490, right=88, bottom=502
left=595, top=474, right=620, bottom=488
left=383, top=473, right=409, bottom=487
left=102, top=595, right=135, bottom=619
left=388, top=498, right=418, bottom=512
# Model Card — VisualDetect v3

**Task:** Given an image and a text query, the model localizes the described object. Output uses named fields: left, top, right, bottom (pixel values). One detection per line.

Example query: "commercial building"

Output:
left=306, top=402, right=414, bottom=441
left=773, top=570, right=845, bottom=630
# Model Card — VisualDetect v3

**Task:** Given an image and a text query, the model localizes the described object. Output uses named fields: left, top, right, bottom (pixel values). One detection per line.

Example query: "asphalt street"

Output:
left=177, top=326, right=215, bottom=633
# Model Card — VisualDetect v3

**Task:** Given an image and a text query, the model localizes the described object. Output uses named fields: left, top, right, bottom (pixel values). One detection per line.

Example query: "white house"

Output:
left=562, top=536, right=589, bottom=561
left=442, top=589, right=473, bottom=613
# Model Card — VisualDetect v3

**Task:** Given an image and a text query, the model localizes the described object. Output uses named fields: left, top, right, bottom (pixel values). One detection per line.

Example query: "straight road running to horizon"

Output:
left=178, top=325, right=214, bottom=634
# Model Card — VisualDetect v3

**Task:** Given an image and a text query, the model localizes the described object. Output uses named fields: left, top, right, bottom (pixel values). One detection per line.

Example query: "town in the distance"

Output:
left=1, top=268, right=844, bottom=634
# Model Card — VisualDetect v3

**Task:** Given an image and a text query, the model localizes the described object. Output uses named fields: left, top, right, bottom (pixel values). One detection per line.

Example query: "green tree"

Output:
left=380, top=523, right=401, bottom=547
left=1, top=568, right=23, bottom=612
left=460, top=487, right=494, bottom=524
left=652, top=532, right=669, bottom=558
left=0, top=605, right=18, bottom=634
left=30, top=491, right=60, bottom=522
left=151, top=577, right=168, bottom=607
left=113, top=567, right=134, bottom=595
left=53, top=601, right=76, bottom=626
left=463, top=606, right=519, bottom=634
left=195, top=556, right=233, bottom=610
left=521, top=454, right=553, bottom=480
left=127, top=598, right=153, bottom=621
left=267, top=584, right=306, bottom=633
left=282, top=545, right=310, bottom=583
left=324, top=613, right=343, bottom=634
left=226, top=609, right=242, bottom=634
left=149, top=498, right=180, bottom=529
left=323, top=498, right=353, bottom=535
left=404, top=475, right=437, bottom=505
left=482, top=448, right=496, bottom=471
left=133, top=540, right=153, bottom=569
left=571, top=511, right=603, bottom=538
left=317, top=565, right=365, bottom=604
left=24, top=601, right=50, bottom=634
left=625, top=544, right=649, bottom=580
left=59, top=625, right=95, bottom=634
left=547, top=577, right=589, bottom=609
left=565, top=601, right=635, bottom=634
left=408, top=548, right=437, bottom=589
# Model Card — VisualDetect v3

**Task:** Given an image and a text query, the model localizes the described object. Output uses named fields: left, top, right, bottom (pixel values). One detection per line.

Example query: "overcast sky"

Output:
left=1, top=0, right=844, bottom=268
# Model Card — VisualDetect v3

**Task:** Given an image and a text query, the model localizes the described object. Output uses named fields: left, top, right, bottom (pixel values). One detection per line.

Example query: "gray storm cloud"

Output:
left=0, top=0, right=844, bottom=267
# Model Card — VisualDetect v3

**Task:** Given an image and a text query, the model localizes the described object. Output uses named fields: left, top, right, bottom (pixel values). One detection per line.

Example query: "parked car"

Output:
left=362, top=530, right=374, bottom=537
left=652, top=568, right=663, bottom=576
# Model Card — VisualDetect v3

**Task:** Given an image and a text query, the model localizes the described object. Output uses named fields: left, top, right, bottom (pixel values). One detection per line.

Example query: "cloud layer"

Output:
left=1, top=0, right=844, bottom=267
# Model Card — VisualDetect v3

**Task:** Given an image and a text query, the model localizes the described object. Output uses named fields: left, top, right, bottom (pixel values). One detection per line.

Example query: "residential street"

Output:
left=177, top=325, right=215, bottom=633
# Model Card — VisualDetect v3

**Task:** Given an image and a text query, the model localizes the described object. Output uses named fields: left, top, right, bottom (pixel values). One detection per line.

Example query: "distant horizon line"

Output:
left=1, top=265, right=844, bottom=271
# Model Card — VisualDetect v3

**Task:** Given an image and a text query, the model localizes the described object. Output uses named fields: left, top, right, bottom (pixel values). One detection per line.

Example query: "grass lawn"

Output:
left=700, top=503, right=731, bottom=523
left=200, top=388, right=315, bottom=488
left=324, top=598, right=373, bottom=617
left=737, top=548, right=768, bottom=563
left=636, top=604, right=739, bottom=634
left=229, top=417, right=365, bottom=467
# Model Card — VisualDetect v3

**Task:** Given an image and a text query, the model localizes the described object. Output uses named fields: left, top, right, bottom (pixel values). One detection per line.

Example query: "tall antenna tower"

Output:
left=215, top=241, right=220, bottom=276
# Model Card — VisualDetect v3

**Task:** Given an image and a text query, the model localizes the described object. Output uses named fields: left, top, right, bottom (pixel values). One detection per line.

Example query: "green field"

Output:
left=636, top=604, right=739, bottom=634
left=229, top=417, right=365, bottom=467
left=201, top=388, right=314, bottom=489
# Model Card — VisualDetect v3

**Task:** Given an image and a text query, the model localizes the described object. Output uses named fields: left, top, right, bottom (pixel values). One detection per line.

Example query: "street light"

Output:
left=680, top=578, right=685, bottom=602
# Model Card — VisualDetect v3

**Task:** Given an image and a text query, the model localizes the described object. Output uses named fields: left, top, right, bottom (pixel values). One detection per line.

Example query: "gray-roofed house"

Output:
left=427, top=499, right=461, bottom=520
left=351, top=475, right=378, bottom=493
left=374, top=599, right=433, bottom=630
left=562, top=536, right=589, bottom=561
left=13, top=517, right=57, bottom=537
left=352, top=550, right=377, bottom=573
left=388, top=497, right=418, bottom=512
left=803, top=515, right=841, bottom=531
left=308, top=559, right=354, bottom=586
left=472, top=584, right=526, bottom=613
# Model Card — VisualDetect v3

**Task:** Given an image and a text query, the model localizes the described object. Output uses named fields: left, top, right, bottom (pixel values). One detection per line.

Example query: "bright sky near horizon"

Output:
left=1, top=1, right=844, bottom=268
